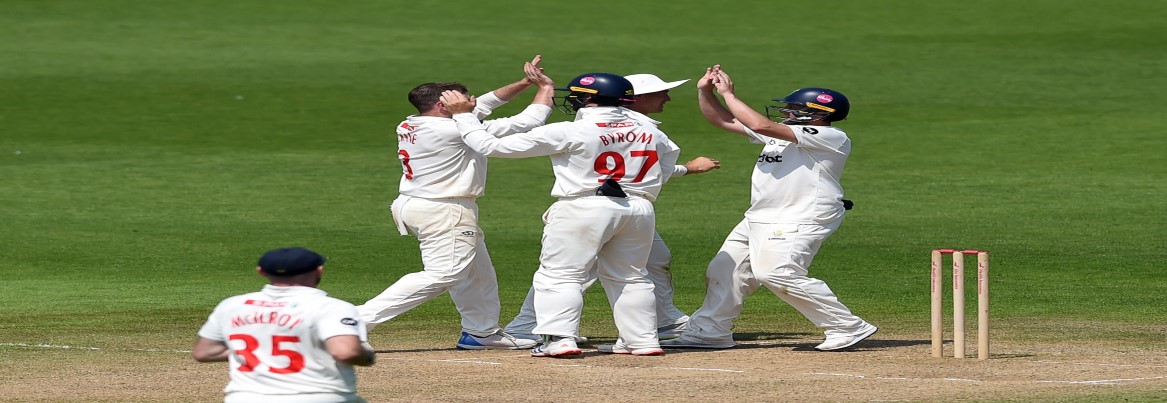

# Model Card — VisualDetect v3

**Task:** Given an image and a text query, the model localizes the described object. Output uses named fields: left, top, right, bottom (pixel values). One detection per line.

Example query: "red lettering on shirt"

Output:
left=230, top=311, right=305, bottom=330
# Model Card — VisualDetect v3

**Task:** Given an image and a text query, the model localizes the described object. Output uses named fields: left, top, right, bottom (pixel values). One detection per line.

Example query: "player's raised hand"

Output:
left=439, top=90, right=476, bottom=115
left=697, top=65, right=719, bottom=91
left=712, top=68, right=735, bottom=96
left=683, top=156, right=722, bottom=175
left=525, top=55, right=554, bottom=88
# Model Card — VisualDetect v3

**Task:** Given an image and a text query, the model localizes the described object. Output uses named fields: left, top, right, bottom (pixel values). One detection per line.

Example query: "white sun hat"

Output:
left=624, top=74, right=690, bottom=95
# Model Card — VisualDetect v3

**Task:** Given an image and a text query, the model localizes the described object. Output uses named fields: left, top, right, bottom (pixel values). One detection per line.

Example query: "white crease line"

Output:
left=1036, top=376, right=1165, bottom=385
left=549, top=364, right=593, bottom=368
left=437, top=359, right=502, bottom=365
left=661, top=367, right=744, bottom=373
left=1, top=342, right=190, bottom=353
left=807, top=373, right=979, bottom=382
left=1035, top=360, right=1167, bottom=369
left=808, top=372, right=1167, bottom=385
left=811, top=372, right=867, bottom=378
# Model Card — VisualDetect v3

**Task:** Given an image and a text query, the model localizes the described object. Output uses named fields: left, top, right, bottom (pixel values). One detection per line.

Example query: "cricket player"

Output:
left=193, top=247, right=376, bottom=403
left=662, top=65, right=877, bottom=351
left=356, top=56, right=554, bottom=350
left=503, top=73, right=720, bottom=342
left=442, top=72, right=681, bottom=357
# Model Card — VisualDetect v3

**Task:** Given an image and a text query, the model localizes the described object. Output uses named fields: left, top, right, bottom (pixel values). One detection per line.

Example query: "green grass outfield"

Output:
left=1, top=0, right=1164, bottom=395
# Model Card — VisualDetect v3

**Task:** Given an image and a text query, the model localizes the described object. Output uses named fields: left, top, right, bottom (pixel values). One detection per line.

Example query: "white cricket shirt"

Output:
left=742, top=124, right=850, bottom=224
left=198, top=285, right=366, bottom=397
left=395, top=92, right=551, bottom=199
left=453, top=106, right=680, bottom=200
left=619, top=107, right=687, bottom=178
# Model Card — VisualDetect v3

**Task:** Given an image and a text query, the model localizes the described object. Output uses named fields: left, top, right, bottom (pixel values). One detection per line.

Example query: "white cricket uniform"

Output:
left=197, top=285, right=368, bottom=403
left=502, top=107, right=689, bottom=336
left=684, top=123, right=870, bottom=342
left=454, top=106, right=681, bottom=349
left=358, top=92, right=551, bottom=336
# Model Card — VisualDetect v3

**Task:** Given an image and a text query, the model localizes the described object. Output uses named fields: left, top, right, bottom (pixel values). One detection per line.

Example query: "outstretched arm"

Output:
left=489, top=57, right=539, bottom=101
left=444, top=90, right=564, bottom=157
left=473, top=55, right=543, bottom=118
left=712, top=69, right=797, bottom=143
left=472, top=56, right=554, bottom=137
left=697, top=65, right=747, bottom=136
left=678, top=156, right=721, bottom=176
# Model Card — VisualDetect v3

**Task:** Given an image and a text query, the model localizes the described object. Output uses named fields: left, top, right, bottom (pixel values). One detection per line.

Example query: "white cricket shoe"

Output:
left=597, top=340, right=664, bottom=356
left=456, top=330, right=539, bottom=350
left=814, top=323, right=878, bottom=351
left=659, top=334, right=736, bottom=349
left=530, top=337, right=582, bottom=357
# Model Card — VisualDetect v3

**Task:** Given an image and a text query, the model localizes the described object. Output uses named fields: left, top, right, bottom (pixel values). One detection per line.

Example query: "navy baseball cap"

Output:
left=258, top=247, right=326, bottom=276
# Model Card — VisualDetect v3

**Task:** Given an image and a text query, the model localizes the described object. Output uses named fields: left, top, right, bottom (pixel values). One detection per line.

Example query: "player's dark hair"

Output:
left=408, top=82, right=469, bottom=113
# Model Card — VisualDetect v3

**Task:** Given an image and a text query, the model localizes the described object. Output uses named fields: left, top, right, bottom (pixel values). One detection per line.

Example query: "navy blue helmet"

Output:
left=555, top=73, right=636, bottom=114
left=765, top=87, right=850, bottom=124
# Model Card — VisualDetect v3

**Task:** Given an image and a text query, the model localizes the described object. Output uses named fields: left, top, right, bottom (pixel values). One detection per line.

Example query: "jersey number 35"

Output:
left=229, top=334, right=305, bottom=374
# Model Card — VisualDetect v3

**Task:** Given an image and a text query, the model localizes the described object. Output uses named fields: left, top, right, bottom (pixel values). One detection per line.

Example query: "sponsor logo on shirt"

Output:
left=460, top=230, right=476, bottom=237
left=801, top=127, right=819, bottom=135
left=767, top=230, right=786, bottom=240
left=244, top=300, right=288, bottom=308
left=341, top=318, right=358, bottom=326
left=595, top=122, right=635, bottom=128
left=758, top=153, right=783, bottom=163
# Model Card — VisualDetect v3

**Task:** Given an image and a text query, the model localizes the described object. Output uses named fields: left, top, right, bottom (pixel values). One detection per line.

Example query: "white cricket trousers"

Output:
left=686, top=218, right=867, bottom=340
left=505, top=231, right=689, bottom=334
left=358, top=195, right=501, bottom=335
left=532, top=196, right=660, bottom=349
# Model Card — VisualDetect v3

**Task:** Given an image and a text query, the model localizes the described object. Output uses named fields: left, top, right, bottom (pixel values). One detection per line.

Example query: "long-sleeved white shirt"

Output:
left=453, top=106, right=681, bottom=201
left=394, top=92, right=552, bottom=199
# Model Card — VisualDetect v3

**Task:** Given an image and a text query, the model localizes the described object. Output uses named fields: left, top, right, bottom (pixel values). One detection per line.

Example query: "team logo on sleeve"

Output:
left=341, top=318, right=358, bottom=326
left=801, top=127, right=819, bottom=135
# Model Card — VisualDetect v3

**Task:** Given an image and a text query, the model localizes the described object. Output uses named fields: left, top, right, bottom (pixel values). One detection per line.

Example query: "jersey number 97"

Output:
left=593, top=150, right=658, bottom=183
